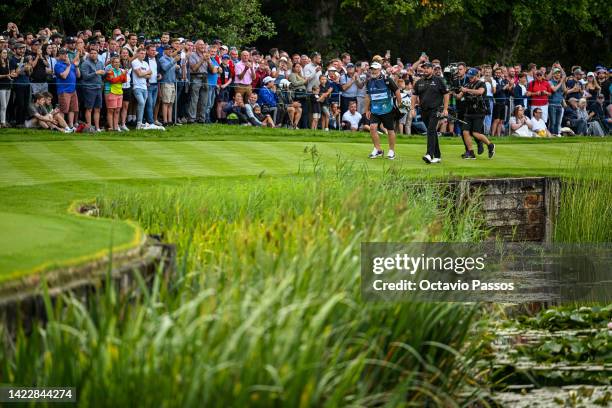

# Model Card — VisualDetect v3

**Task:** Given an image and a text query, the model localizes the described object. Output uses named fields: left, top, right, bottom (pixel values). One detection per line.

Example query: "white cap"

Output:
left=586, top=71, right=595, bottom=77
left=370, top=62, right=382, bottom=70
left=262, top=76, right=274, bottom=85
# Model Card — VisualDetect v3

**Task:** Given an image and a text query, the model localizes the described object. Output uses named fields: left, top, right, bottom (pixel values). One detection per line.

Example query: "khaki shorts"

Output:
left=161, top=83, right=176, bottom=104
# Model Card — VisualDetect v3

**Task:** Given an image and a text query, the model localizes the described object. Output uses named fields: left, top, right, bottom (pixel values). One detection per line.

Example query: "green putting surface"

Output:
left=0, top=126, right=611, bottom=282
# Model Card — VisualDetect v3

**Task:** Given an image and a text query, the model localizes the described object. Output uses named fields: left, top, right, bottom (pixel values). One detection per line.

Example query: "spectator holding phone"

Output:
left=54, top=48, right=80, bottom=130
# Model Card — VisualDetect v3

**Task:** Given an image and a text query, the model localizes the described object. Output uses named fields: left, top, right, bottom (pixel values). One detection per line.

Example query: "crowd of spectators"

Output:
left=0, top=23, right=611, bottom=136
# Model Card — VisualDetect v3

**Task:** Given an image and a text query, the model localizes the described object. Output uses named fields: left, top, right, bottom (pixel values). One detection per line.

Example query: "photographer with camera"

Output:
left=448, top=62, right=480, bottom=152
left=459, top=68, right=495, bottom=160
left=410, top=61, right=449, bottom=164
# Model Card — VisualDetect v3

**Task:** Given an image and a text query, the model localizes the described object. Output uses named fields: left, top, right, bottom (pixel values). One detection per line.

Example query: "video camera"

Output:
left=443, top=63, right=461, bottom=92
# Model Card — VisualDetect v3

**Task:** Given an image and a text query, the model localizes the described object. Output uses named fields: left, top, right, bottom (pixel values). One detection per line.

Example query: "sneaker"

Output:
left=324, top=128, right=329, bottom=132
left=64, top=127, right=73, bottom=133
left=368, top=148, right=384, bottom=159
left=95, top=128, right=103, bottom=132
left=387, top=150, right=396, bottom=160
left=431, top=157, right=441, bottom=164
left=422, top=154, right=432, bottom=164
left=488, top=143, right=495, bottom=158
left=69, top=127, right=76, bottom=133
left=120, top=124, right=129, bottom=132
left=136, top=122, right=145, bottom=130
left=477, top=141, right=484, bottom=155
left=87, top=126, right=96, bottom=133
left=154, top=120, right=163, bottom=126
left=116, top=127, right=122, bottom=133
left=461, top=151, right=476, bottom=160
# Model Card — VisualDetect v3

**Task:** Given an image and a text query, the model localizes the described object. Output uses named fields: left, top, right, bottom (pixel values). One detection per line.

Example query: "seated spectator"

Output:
left=258, top=76, right=278, bottom=124
left=253, top=104, right=275, bottom=127
left=25, top=92, right=68, bottom=131
left=341, top=100, right=362, bottom=131
left=562, top=97, right=587, bottom=135
left=223, top=92, right=249, bottom=124
left=42, top=91, right=70, bottom=131
left=509, top=105, right=533, bottom=137
left=589, top=93, right=611, bottom=133
left=245, top=92, right=264, bottom=126
left=328, top=102, right=341, bottom=130
left=531, top=107, right=551, bottom=137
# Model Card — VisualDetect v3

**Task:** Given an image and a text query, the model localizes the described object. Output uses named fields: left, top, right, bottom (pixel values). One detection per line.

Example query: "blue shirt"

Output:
left=258, top=87, right=278, bottom=107
left=208, top=58, right=220, bottom=86
left=80, top=58, right=105, bottom=89
left=54, top=61, right=77, bottom=94
left=159, top=55, right=176, bottom=84
left=548, top=80, right=564, bottom=105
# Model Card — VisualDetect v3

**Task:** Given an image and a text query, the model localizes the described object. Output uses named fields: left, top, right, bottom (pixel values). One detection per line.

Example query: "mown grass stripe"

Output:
left=70, top=141, right=165, bottom=180
left=44, top=141, right=121, bottom=180
left=1, top=143, right=65, bottom=186
left=127, top=141, right=212, bottom=178
left=183, top=141, right=272, bottom=176
left=152, top=142, right=225, bottom=177
left=0, top=148, right=38, bottom=187
left=15, top=142, right=101, bottom=182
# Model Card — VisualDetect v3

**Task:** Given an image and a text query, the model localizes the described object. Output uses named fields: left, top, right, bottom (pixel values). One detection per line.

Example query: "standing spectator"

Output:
left=340, top=63, right=361, bottom=115
left=103, top=56, right=127, bottom=131
left=303, top=52, right=322, bottom=93
left=596, top=68, right=609, bottom=104
left=513, top=72, right=528, bottom=108
left=584, top=72, right=601, bottom=109
left=80, top=48, right=105, bottom=131
left=10, top=43, right=32, bottom=125
left=491, top=67, right=510, bottom=136
left=526, top=70, right=552, bottom=122
left=44, top=43, right=58, bottom=103
left=548, top=67, right=566, bottom=136
left=188, top=40, right=210, bottom=123
left=29, top=39, right=49, bottom=95
left=54, top=48, right=79, bottom=130
left=206, top=44, right=221, bottom=123
left=131, top=48, right=151, bottom=129
left=310, top=84, right=322, bottom=129
left=216, top=53, right=233, bottom=121
left=0, top=49, right=11, bottom=127
left=159, top=45, right=179, bottom=126
left=144, top=44, right=162, bottom=127
left=526, top=63, right=537, bottom=83
left=118, top=48, right=132, bottom=131
left=123, top=34, right=138, bottom=58
left=481, top=65, right=495, bottom=134
left=356, top=63, right=368, bottom=114
left=288, top=62, right=307, bottom=129
left=565, top=69, right=584, bottom=101
left=234, top=50, right=256, bottom=100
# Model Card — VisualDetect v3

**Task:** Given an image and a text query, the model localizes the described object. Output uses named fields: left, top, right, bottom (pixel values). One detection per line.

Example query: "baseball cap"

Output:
left=466, top=68, right=479, bottom=78
left=586, top=71, right=595, bottom=77
left=57, top=48, right=67, bottom=55
left=552, top=67, right=561, bottom=73
left=16, top=43, right=26, bottom=49
left=65, top=36, right=76, bottom=44
left=421, top=61, right=433, bottom=68
left=370, top=62, right=382, bottom=70
left=328, top=66, right=338, bottom=72
left=346, top=63, right=355, bottom=68
left=574, top=69, right=584, bottom=75
left=568, top=97, right=578, bottom=103
left=279, top=56, right=288, bottom=62
left=220, top=45, right=228, bottom=51
left=222, top=54, right=230, bottom=60
left=262, top=76, right=274, bottom=85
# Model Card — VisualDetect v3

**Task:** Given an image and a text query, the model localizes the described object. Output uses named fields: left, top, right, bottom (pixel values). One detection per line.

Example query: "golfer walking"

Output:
left=411, top=61, right=449, bottom=164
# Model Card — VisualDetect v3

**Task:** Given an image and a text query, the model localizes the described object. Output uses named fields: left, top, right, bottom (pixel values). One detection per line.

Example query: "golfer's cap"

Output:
left=466, top=68, right=479, bottom=78
left=262, top=76, right=274, bottom=85
left=370, top=62, right=382, bottom=70
left=587, top=71, right=595, bottom=77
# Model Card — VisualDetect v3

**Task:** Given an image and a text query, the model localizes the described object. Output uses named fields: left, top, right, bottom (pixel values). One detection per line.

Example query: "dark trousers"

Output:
left=421, top=109, right=441, bottom=158
left=13, top=83, right=30, bottom=124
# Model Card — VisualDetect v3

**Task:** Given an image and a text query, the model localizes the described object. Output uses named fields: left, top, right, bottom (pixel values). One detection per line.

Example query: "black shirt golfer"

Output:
left=411, top=62, right=449, bottom=163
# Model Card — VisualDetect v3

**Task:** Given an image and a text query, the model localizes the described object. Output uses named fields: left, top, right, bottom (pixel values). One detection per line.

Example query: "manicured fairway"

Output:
left=0, top=126, right=610, bottom=282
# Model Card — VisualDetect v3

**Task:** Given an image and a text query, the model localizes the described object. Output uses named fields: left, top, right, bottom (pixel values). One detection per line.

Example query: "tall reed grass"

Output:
left=1, top=158, right=491, bottom=407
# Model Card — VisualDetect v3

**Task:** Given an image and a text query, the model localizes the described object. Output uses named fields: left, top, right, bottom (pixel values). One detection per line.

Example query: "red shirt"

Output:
left=528, top=79, right=553, bottom=106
